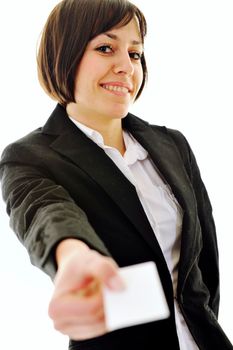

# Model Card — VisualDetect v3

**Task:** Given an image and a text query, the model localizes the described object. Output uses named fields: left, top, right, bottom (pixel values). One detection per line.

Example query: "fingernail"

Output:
left=108, top=275, right=126, bottom=291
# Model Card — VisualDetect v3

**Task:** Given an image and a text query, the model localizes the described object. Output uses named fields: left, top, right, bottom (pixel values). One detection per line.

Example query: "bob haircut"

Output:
left=37, top=0, right=147, bottom=106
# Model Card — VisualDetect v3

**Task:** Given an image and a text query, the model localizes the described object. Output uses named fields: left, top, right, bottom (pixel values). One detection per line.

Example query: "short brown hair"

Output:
left=37, top=0, right=147, bottom=106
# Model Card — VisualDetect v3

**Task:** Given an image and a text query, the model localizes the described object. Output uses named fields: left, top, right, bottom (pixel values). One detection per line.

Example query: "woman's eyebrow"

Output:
left=103, top=32, right=143, bottom=46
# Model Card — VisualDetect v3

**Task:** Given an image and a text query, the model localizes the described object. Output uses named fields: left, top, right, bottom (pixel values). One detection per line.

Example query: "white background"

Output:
left=0, top=1, right=232, bottom=349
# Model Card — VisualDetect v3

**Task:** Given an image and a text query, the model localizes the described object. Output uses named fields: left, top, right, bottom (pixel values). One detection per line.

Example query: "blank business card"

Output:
left=103, top=261, right=170, bottom=331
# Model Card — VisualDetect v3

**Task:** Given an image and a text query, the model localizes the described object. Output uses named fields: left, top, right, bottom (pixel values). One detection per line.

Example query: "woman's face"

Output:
left=71, top=18, right=144, bottom=125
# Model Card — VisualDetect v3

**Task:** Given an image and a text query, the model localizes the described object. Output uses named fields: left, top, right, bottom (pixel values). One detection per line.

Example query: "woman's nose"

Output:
left=112, top=52, right=134, bottom=76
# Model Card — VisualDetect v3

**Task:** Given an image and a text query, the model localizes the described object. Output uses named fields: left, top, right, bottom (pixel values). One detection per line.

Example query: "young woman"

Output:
left=0, top=0, right=232, bottom=349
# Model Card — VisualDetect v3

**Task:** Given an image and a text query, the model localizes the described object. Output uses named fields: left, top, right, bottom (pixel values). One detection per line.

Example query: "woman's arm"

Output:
left=0, top=155, right=124, bottom=340
left=0, top=156, right=110, bottom=279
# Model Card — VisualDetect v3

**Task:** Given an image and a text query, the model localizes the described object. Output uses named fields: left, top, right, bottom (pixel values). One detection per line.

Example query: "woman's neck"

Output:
left=102, top=126, right=126, bottom=156
left=66, top=103, right=126, bottom=155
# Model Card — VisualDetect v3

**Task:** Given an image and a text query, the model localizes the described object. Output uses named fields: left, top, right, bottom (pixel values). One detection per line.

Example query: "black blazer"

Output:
left=0, top=104, right=232, bottom=350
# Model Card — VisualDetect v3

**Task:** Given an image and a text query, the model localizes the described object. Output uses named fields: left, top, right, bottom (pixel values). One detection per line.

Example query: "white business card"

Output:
left=103, top=261, right=170, bottom=331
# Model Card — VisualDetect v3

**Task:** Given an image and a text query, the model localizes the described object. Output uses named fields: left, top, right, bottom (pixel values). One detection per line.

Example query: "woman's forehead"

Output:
left=91, top=19, right=143, bottom=45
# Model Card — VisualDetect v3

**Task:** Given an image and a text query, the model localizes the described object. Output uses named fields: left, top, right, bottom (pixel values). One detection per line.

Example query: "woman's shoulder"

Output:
left=0, top=126, right=54, bottom=167
left=127, top=112, right=187, bottom=140
left=127, top=112, right=192, bottom=164
left=0, top=104, right=67, bottom=164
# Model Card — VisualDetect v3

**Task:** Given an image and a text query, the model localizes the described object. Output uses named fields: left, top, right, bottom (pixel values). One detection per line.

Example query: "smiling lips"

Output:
left=100, top=82, right=132, bottom=96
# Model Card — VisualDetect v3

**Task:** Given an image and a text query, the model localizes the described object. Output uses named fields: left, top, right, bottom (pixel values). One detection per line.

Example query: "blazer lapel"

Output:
left=123, top=115, right=199, bottom=290
left=42, top=105, right=168, bottom=268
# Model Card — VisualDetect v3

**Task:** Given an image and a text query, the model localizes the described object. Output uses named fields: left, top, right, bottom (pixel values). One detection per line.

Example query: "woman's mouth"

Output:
left=100, top=83, right=131, bottom=96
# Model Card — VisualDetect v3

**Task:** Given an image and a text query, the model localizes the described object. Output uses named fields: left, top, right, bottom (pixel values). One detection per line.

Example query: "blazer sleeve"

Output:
left=0, top=142, right=110, bottom=280
left=167, top=128, right=220, bottom=317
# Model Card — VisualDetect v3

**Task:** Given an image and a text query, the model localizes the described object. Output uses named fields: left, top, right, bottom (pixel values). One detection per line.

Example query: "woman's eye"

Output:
left=96, top=45, right=113, bottom=53
left=129, top=52, right=142, bottom=60
left=95, top=46, right=142, bottom=60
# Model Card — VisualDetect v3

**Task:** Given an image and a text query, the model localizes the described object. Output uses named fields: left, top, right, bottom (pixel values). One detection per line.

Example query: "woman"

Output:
left=0, top=0, right=232, bottom=349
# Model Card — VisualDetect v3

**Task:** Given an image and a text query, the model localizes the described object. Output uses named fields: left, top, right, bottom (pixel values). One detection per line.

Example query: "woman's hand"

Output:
left=48, top=239, right=124, bottom=340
